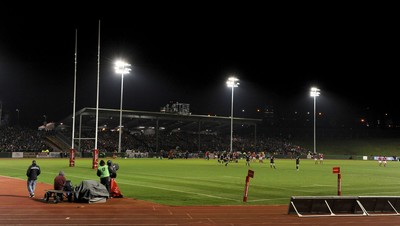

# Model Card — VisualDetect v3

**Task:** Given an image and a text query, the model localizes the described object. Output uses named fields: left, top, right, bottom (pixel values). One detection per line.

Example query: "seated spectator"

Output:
left=54, top=171, right=66, bottom=200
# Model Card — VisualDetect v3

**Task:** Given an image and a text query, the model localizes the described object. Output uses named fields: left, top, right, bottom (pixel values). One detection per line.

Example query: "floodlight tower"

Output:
left=114, top=60, right=131, bottom=153
left=310, top=87, right=320, bottom=154
left=226, top=77, right=239, bottom=153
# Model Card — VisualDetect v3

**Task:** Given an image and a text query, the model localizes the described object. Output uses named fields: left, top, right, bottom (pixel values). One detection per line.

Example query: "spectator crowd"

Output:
left=0, top=126, right=308, bottom=159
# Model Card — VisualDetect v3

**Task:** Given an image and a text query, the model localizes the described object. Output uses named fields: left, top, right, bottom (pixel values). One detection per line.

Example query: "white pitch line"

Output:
left=65, top=174, right=241, bottom=201
left=301, top=184, right=332, bottom=187
left=222, top=176, right=241, bottom=179
left=1, top=172, right=240, bottom=202
left=121, top=181, right=240, bottom=202
left=246, top=198, right=289, bottom=202
left=353, top=191, right=400, bottom=196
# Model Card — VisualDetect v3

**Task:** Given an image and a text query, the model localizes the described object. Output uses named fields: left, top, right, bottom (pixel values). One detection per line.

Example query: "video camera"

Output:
left=107, top=160, right=119, bottom=178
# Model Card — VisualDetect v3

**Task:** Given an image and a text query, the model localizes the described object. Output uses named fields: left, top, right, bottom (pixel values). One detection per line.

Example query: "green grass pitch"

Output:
left=1, top=157, right=399, bottom=206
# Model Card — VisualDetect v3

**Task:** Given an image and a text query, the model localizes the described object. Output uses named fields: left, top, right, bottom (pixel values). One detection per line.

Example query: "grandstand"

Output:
left=56, top=107, right=263, bottom=155
left=2, top=106, right=312, bottom=159
left=60, top=107, right=261, bottom=135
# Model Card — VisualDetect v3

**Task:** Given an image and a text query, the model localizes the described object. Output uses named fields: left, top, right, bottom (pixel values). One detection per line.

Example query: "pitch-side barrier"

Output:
left=288, top=196, right=400, bottom=217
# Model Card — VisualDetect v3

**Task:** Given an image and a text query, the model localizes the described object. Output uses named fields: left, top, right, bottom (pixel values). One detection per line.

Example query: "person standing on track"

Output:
left=26, top=160, right=41, bottom=198
left=107, top=160, right=117, bottom=178
left=97, top=160, right=110, bottom=195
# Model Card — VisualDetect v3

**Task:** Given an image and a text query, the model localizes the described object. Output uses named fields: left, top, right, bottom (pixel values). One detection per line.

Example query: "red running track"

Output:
left=0, top=176, right=398, bottom=225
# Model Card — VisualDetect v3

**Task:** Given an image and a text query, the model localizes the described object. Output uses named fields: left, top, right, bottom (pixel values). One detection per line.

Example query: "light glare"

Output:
left=226, top=77, right=239, bottom=88
left=310, top=87, right=320, bottom=97
left=114, top=60, right=131, bottom=75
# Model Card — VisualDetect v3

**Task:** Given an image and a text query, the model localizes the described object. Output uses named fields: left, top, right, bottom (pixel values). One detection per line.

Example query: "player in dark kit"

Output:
left=295, top=156, right=300, bottom=171
left=270, top=156, right=276, bottom=169
left=218, top=152, right=224, bottom=164
left=223, top=152, right=230, bottom=166
left=245, top=153, right=251, bottom=167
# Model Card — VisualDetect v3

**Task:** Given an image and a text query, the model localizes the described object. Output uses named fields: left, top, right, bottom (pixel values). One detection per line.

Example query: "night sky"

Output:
left=0, top=8, right=398, bottom=127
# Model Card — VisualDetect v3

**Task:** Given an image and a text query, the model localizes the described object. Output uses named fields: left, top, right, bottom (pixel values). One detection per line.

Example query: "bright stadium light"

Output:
left=310, top=87, right=320, bottom=154
left=226, top=77, right=239, bottom=153
left=114, top=60, right=131, bottom=153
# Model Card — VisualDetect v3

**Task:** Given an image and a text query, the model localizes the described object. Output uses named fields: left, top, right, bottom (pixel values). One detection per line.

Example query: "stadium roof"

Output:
left=59, top=107, right=262, bottom=134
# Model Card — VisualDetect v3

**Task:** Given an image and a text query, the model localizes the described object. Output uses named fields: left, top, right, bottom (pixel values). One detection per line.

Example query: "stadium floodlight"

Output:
left=114, top=60, right=131, bottom=153
left=226, top=77, right=239, bottom=153
left=310, top=87, right=320, bottom=154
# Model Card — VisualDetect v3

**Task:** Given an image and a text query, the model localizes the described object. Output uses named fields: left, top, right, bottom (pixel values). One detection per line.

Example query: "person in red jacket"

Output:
left=54, top=171, right=66, bottom=201
left=54, top=171, right=66, bottom=190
